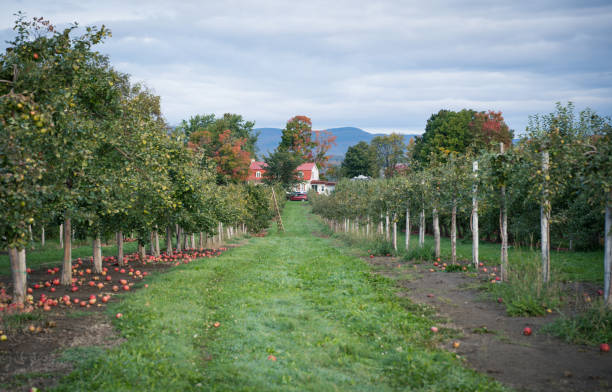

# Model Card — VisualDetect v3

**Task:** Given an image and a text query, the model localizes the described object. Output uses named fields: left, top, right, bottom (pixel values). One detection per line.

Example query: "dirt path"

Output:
left=367, top=256, right=612, bottom=392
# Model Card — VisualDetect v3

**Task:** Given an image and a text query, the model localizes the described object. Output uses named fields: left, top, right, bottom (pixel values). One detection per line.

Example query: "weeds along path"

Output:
left=55, top=203, right=506, bottom=391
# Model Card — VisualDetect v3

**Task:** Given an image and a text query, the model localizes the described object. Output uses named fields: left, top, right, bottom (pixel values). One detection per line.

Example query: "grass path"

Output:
left=55, top=204, right=507, bottom=391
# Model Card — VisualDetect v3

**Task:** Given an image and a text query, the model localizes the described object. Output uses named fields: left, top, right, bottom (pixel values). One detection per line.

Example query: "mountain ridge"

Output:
left=255, top=126, right=418, bottom=160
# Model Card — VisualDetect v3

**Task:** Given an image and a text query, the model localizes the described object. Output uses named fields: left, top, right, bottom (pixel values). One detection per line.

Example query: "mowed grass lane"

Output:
left=55, top=203, right=507, bottom=391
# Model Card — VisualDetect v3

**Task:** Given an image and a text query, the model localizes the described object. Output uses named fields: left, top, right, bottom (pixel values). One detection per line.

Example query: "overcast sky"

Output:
left=2, top=0, right=611, bottom=134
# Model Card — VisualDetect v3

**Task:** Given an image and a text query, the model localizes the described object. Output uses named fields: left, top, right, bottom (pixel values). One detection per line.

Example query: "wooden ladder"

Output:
left=271, top=187, right=285, bottom=232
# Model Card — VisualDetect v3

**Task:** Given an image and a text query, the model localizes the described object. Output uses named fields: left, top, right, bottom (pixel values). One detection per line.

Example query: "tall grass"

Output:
left=541, top=301, right=612, bottom=345
left=487, top=252, right=562, bottom=316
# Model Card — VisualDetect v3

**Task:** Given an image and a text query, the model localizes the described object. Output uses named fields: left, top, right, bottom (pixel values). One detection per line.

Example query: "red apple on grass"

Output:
left=523, top=327, right=532, bottom=336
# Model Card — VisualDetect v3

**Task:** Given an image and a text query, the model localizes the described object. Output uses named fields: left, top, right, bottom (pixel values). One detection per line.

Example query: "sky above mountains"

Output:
left=1, top=0, right=611, bottom=135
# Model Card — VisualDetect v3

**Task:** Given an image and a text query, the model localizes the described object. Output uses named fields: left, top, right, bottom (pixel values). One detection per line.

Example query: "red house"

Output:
left=247, top=160, right=267, bottom=183
left=247, top=160, right=335, bottom=194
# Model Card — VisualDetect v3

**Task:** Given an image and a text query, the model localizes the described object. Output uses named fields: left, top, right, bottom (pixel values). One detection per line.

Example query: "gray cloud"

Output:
left=1, top=0, right=611, bottom=134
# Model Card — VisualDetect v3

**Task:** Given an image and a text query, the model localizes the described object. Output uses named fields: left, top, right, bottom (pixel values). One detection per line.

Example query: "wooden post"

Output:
left=451, top=201, right=457, bottom=264
left=385, top=213, right=390, bottom=240
left=500, top=143, right=509, bottom=281
left=541, top=150, right=551, bottom=283
left=41, top=226, right=45, bottom=247
left=419, top=206, right=425, bottom=248
left=59, top=224, right=63, bottom=248
left=392, top=213, right=397, bottom=251
left=472, top=160, right=479, bottom=269
left=405, top=207, right=410, bottom=251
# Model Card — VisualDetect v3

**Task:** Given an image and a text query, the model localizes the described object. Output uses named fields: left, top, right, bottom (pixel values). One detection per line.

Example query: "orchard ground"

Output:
left=0, top=203, right=610, bottom=391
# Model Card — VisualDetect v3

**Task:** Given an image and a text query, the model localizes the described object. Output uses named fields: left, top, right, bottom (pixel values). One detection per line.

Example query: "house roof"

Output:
left=296, top=162, right=316, bottom=171
left=249, top=161, right=268, bottom=170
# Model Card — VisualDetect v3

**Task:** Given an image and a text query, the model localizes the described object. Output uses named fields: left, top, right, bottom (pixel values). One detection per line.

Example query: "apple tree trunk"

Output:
left=60, top=217, right=72, bottom=286
left=175, top=225, right=182, bottom=252
left=149, top=231, right=155, bottom=256
left=9, top=247, right=27, bottom=304
left=93, top=236, right=102, bottom=274
left=166, top=225, right=173, bottom=254
left=138, top=241, right=146, bottom=261
left=433, top=207, right=440, bottom=259
left=117, top=231, right=125, bottom=267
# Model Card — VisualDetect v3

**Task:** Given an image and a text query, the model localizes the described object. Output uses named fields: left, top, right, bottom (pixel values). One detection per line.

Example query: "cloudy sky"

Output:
left=2, top=0, right=611, bottom=134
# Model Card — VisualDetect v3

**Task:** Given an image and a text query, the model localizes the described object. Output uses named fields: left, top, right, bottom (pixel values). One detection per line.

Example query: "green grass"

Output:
left=541, top=301, right=612, bottom=345
left=2, top=311, right=44, bottom=331
left=53, top=204, right=508, bottom=391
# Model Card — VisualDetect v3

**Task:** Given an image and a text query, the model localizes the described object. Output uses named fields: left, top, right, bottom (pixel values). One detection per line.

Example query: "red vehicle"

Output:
left=289, top=192, right=308, bottom=201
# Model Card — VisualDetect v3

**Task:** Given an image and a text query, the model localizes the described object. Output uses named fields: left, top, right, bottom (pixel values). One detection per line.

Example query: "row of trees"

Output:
left=339, top=110, right=514, bottom=179
left=312, top=103, right=611, bottom=306
left=1, top=15, right=277, bottom=305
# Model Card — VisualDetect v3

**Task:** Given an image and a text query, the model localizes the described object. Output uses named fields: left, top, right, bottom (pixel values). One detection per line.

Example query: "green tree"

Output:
left=263, top=150, right=303, bottom=190
left=413, top=109, right=475, bottom=164
left=371, top=133, right=405, bottom=177
left=341, top=141, right=377, bottom=178
left=1, top=14, right=120, bottom=285
left=176, top=113, right=215, bottom=142
left=0, top=93, right=50, bottom=303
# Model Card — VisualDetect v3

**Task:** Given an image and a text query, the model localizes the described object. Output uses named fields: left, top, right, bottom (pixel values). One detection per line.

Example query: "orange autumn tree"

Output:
left=470, top=110, right=514, bottom=150
left=313, top=129, right=337, bottom=176
left=190, top=128, right=251, bottom=184
left=278, top=115, right=316, bottom=161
